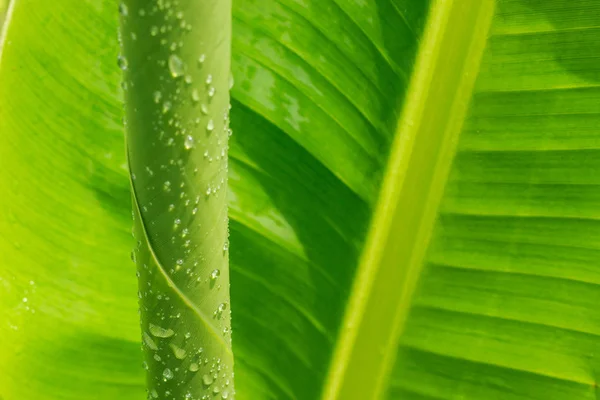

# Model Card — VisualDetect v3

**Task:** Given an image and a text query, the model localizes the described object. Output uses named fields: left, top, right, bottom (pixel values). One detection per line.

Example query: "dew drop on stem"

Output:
left=117, top=55, right=128, bottom=70
left=168, top=54, right=185, bottom=78
left=202, top=374, right=214, bottom=387
left=163, top=368, right=173, bottom=381
left=210, top=269, right=220, bottom=281
left=149, top=323, right=175, bottom=338
left=184, top=135, right=194, bottom=149
left=118, top=2, right=128, bottom=17
left=191, top=89, right=200, bottom=102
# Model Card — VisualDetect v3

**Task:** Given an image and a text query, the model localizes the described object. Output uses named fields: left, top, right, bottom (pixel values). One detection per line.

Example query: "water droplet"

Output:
left=202, top=374, right=214, bottom=386
left=150, top=389, right=158, bottom=398
left=163, top=368, right=174, bottom=381
left=198, top=54, right=206, bottom=65
left=118, top=2, right=128, bottom=17
left=170, top=343, right=187, bottom=359
left=162, top=101, right=172, bottom=114
left=214, top=302, right=227, bottom=319
left=191, top=89, right=200, bottom=102
left=208, top=87, right=215, bottom=98
left=168, top=204, right=175, bottom=212
left=149, top=323, right=175, bottom=338
left=117, top=55, right=128, bottom=70
left=223, top=241, right=229, bottom=252
left=229, top=74, right=234, bottom=89
left=168, top=54, right=184, bottom=78
left=143, top=332, right=158, bottom=350
left=184, top=135, right=194, bottom=149
left=210, top=269, right=220, bottom=281
left=207, top=120, right=214, bottom=132
left=151, top=26, right=159, bottom=36
left=201, top=104, right=208, bottom=115
left=153, top=91, right=162, bottom=103
left=189, top=363, right=199, bottom=372
left=163, top=181, right=171, bottom=192
left=185, top=75, right=192, bottom=84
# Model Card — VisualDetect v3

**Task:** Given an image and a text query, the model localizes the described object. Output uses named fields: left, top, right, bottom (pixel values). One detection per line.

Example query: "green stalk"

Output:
left=119, top=1, right=233, bottom=399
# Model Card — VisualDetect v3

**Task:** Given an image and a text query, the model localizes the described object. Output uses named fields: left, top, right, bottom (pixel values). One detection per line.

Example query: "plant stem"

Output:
left=119, top=1, right=234, bottom=398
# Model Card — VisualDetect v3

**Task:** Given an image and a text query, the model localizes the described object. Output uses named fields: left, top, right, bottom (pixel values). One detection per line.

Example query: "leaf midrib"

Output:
left=321, top=1, right=497, bottom=399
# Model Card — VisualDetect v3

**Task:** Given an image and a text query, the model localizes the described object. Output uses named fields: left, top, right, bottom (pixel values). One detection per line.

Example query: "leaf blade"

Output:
left=322, top=1, right=496, bottom=399
left=0, top=1, right=144, bottom=398
left=389, top=1, right=600, bottom=399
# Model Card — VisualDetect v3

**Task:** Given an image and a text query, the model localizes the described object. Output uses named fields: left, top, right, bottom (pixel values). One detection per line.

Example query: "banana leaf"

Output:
left=0, top=0, right=599, bottom=399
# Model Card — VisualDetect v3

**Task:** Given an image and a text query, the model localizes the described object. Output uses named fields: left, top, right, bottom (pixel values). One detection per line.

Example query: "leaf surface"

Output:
left=0, top=1, right=144, bottom=399
left=389, top=1, right=600, bottom=399
left=1, top=0, right=600, bottom=399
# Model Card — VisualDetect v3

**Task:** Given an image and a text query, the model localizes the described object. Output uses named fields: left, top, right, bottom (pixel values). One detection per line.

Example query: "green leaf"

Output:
left=0, top=0, right=9, bottom=29
left=389, top=1, right=600, bottom=399
left=322, top=2, right=496, bottom=398
left=2, top=0, right=600, bottom=400
left=120, top=0, right=234, bottom=398
left=0, top=1, right=144, bottom=399
left=225, top=0, right=431, bottom=396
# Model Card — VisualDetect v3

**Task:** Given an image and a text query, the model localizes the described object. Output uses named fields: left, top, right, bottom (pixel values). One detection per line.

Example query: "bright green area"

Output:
left=0, top=0, right=8, bottom=28
left=120, top=0, right=234, bottom=398
left=0, top=0, right=144, bottom=399
left=0, top=1, right=599, bottom=400
left=323, top=2, right=495, bottom=399
left=390, top=1, right=600, bottom=399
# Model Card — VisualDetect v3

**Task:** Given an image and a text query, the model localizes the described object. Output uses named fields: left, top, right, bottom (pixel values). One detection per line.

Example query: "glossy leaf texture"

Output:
left=227, top=0, right=431, bottom=398
left=0, top=0, right=144, bottom=399
left=389, top=1, right=600, bottom=399
left=120, top=0, right=234, bottom=398
left=1, top=1, right=600, bottom=400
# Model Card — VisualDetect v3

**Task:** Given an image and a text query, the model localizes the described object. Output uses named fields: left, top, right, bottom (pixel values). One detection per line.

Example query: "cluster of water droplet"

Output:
left=120, top=0, right=235, bottom=398
left=141, top=319, right=235, bottom=399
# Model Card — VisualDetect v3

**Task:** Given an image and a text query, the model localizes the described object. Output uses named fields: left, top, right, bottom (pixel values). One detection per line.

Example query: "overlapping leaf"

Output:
left=1, top=0, right=599, bottom=399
